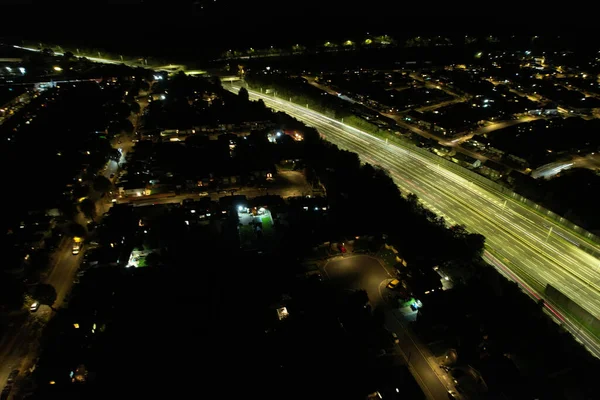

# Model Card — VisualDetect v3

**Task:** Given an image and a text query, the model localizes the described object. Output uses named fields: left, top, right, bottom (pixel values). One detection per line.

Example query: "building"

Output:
left=118, top=181, right=148, bottom=197
left=430, top=143, right=456, bottom=157
left=451, top=152, right=482, bottom=169
left=479, top=160, right=509, bottom=181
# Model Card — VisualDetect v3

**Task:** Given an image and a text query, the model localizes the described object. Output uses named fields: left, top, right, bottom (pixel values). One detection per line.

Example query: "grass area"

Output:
left=239, top=224, right=255, bottom=245
left=260, top=215, right=273, bottom=234
left=137, top=256, right=147, bottom=267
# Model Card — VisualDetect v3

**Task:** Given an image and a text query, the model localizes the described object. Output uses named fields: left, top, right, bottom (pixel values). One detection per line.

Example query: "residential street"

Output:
left=323, top=255, right=453, bottom=400
left=0, top=98, right=143, bottom=397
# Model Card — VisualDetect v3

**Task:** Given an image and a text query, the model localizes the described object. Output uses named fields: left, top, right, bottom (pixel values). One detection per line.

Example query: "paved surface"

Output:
left=323, top=255, right=451, bottom=400
left=228, top=84, right=600, bottom=356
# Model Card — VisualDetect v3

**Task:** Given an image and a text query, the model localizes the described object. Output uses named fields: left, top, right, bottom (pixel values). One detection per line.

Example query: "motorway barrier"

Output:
left=545, top=284, right=600, bottom=340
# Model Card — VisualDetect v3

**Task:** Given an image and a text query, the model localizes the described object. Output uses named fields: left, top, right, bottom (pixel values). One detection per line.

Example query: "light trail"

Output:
left=228, top=84, right=600, bottom=356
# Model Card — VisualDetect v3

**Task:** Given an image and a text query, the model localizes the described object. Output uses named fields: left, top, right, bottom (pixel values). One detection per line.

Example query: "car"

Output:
left=7, top=370, right=19, bottom=383
left=30, top=302, right=40, bottom=312
left=387, top=279, right=400, bottom=289
left=72, top=243, right=81, bottom=255
left=198, top=191, right=209, bottom=197
left=391, top=332, right=399, bottom=344
left=76, top=271, right=86, bottom=277
left=447, top=390, right=459, bottom=399
left=73, top=278, right=80, bottom=284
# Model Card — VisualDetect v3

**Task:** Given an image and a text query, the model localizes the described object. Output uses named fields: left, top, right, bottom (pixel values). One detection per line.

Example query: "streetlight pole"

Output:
left=546, top=226, right=553, bottom=242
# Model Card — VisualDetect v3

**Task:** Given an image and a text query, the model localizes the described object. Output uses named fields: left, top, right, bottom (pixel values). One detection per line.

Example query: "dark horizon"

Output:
left=2, top=2, right=597, bottom=62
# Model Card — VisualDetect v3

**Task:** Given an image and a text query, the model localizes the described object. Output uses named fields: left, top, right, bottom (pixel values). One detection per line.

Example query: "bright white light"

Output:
left=19, top=67, right=25, bottom=74
left=5, top=67, right=11, bottom=72
left=160, top=95, right=166, bottom=100
left=238, top=206, right=243, bottom=212
left=276, top=132, right=281, bottom=137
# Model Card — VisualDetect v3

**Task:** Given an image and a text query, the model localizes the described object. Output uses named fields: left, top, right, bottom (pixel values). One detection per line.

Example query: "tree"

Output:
left=28, top=250, right=50, bottom=273
left=80, top=198, right=97, bottom=220
left=238, top=87, right=249, bottom=102
left=130, top=101, right=141, bottom=114
left=57, top=198, right=78, bottom=220
left=0, top=275, right=25, bottom=311
left=66, top=222, right=86, bottom=238
left=33, top=283, right=57, bottom=306
left=145, top=252, right=161, bottom=267
left=464, top=233, right=485, bottom=259
left=93, top=175, right=112, bottom=194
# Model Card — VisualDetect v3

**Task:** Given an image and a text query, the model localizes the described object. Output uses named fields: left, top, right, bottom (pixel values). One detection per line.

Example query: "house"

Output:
left=118, top=180, right=149, bottom=197
left=451, top=152, right=482, bottom=169
left=430, top=143, right=456, bottom=157
left=398, top=264, right=443, bottom=299
left=479, top=160, right=509, bottom=180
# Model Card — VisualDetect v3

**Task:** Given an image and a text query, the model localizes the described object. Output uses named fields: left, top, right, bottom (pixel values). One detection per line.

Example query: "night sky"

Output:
left=1, top=1, right=594, bottom=61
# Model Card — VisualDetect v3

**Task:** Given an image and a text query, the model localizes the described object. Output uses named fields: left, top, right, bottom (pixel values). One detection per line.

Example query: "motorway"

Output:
left=324, top=255, right=452, bottom=400
left=228, top=83, right=600, bottom=356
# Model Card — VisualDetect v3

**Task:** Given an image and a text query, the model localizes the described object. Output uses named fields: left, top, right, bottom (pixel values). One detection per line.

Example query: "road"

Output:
left=0, top=97, right=144, bottom=396
left=0, top=238, right=81, bottom=394
left=117, top=177, right=315, bottom=208
left=451, top=116, right=541, bottom=144
left=323, top=255, right=451, bottom=400
left=228, top=83, right=600, bottom=356
left=0, top=91, right=35, bottom=126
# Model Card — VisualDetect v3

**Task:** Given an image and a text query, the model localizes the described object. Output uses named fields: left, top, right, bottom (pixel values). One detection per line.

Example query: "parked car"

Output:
left=387, top=279, right=400, bottom=289
left=7, top=369, right=19, bottom=383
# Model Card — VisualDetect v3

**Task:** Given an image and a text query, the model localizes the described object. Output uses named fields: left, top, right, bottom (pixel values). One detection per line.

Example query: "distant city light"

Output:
left=19, top=67, right=26, bottom=74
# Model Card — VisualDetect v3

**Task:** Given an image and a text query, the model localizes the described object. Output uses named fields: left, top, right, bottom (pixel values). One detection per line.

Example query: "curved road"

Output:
left=228, top=84, right=600, bottom=356
left=324, top=255, right=452, bottom=399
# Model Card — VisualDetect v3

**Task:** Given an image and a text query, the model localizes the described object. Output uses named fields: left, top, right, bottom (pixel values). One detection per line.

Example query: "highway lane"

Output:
left=323, top=255, right=451, bottom=400
left=228, top=85, right=600, bottom=354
